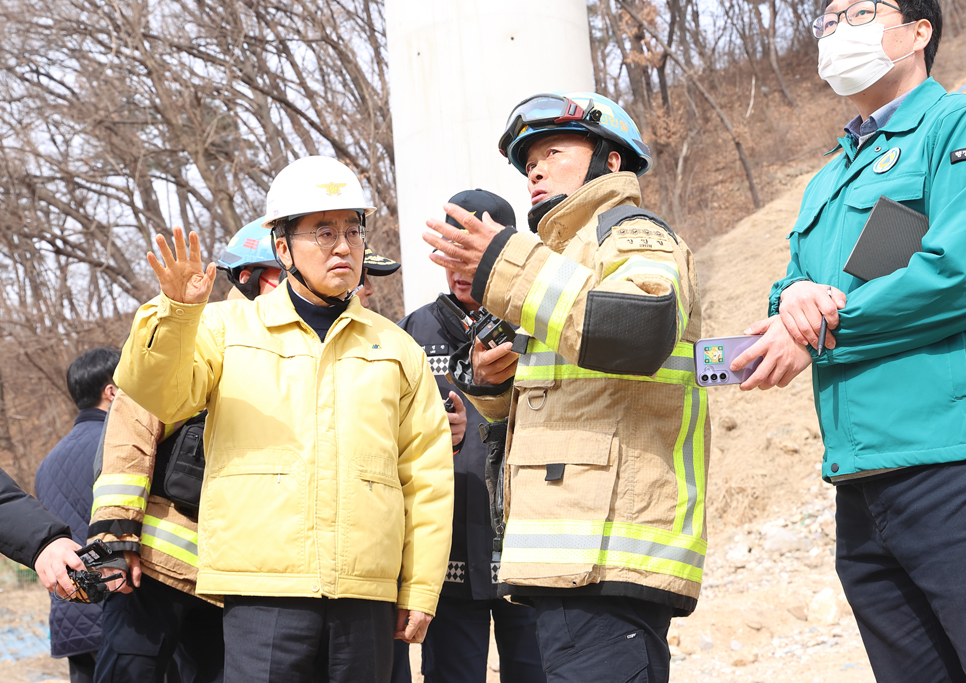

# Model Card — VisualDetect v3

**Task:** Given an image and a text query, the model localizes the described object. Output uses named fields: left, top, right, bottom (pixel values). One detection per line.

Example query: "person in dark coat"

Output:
left=0, top=467, right=86, bottom=589
left=399, top=189, right=544, bottom=683
left=36, top=347, right=121, bottom=683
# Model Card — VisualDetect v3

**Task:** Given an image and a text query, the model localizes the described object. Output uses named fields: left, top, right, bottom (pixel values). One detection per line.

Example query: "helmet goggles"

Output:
left=498, top=94, right=597, bottom=159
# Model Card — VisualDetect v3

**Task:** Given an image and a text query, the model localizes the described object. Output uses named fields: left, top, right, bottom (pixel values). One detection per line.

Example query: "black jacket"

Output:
left=35, top=408, right=106, bottom=658
left=0, top=468, right=71, bottom=570
left=399, top=296, right=499, bottom=600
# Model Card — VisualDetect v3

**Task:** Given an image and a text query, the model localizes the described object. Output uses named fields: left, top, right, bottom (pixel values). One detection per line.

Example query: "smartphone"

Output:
left=694, top=335, right=763, bottom=387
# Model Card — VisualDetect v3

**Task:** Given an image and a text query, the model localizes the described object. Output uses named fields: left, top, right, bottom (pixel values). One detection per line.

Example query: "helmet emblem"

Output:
left=318, top=182, right=346, bottom=196
left=243, top=238, right=259, bottom=249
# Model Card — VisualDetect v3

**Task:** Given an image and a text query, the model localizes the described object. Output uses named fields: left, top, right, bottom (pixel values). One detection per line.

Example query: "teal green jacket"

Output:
left=769, top=78, right=966, bottom=481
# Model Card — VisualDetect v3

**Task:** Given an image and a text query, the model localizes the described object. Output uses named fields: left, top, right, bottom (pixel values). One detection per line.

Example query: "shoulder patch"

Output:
left=614, top=225, right=675, bottom=253
left=596, top=206, right=677, bottom=246
left=952, top=148, right=966, bottom=165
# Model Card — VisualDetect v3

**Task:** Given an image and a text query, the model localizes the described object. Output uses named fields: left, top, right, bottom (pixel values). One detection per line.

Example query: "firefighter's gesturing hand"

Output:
left=732, top=316, right=813, bottom=391
left=423, top=204, right=505, bottom=281
left=395, top=609, right=433, bottom=644
left=472, top=339, right=519, bottom=386
left=148, top=226, right=217, bottom=305
left=447, top=392, right=466, bottom=448
left=34, top=538, right=86, bottom=598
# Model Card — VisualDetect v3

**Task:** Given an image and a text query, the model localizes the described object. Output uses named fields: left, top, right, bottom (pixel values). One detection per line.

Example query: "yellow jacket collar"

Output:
left=256, top=281, right=373, bottom=329
left=537, top=172, right=642, bottom=252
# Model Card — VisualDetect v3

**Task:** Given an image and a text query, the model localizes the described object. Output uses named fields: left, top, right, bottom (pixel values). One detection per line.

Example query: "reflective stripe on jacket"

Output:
left=472, top=172, right=711, bottom=615
left=115, top=287, right=454, bottom=615
left=89, top=390, right=207, bottom=599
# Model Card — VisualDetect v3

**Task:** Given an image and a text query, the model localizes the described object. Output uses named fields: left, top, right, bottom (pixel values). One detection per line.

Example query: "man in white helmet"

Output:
left=115, top=156, right=454, bottom=683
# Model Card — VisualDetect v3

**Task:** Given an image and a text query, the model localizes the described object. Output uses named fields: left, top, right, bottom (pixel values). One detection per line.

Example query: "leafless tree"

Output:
left=0, top=0, right=400, bottom=477
left=750, top=0, right=797, bottom=107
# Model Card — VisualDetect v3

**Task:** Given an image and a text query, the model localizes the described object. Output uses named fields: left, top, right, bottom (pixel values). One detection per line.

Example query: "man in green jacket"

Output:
left=733, top=1, right=966, bottom=680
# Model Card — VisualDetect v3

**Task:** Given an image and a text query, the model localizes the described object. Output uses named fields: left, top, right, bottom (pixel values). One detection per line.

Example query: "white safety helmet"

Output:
left=262, top=156, right=375, bottom=229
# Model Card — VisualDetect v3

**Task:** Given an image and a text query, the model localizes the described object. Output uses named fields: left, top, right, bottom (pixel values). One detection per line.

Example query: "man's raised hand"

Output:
left=423, top=204, right=505, bottom=280
left=147, top=227, right=217, bottom=305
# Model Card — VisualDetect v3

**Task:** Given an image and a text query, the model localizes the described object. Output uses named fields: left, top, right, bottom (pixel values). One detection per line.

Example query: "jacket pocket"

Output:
left=948, top=332, right=966, bottom=400
left=787, top=199, right=825, bottom=239
left=507, top=423, right=617, bottom=518
left=336, top=348, right=404, bottom=456
left=200, top=451, right=306, bottom=575
left=844, top=171, right=926, bottom=210
left=342, top=455, right=405, bottom=580
left=501, top=423, right=618, bottom=586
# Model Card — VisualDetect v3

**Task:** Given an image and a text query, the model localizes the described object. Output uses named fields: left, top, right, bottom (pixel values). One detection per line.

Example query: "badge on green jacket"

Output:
left=873, top=148, right=901, bottom=174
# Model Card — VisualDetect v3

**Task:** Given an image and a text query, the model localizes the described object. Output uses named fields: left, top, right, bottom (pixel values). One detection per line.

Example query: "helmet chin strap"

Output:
left=584, top=136, right=619, bottom=184
left=527, top=194, right=567, bottom=233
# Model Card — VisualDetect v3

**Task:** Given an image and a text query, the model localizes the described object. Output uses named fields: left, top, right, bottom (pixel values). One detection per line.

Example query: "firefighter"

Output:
left=358, top=246, right=402, bottom=310
left=216, top=217, right=284, bottom=300
left=423, top=92, right=710, bottom=683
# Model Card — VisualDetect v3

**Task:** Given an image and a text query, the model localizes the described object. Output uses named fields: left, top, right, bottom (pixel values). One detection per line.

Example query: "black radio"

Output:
left=436, top=294, right=516, bottom=349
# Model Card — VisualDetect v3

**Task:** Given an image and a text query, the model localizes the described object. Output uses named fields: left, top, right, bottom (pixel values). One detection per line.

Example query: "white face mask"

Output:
left=818, top=21, right=915, bottom=96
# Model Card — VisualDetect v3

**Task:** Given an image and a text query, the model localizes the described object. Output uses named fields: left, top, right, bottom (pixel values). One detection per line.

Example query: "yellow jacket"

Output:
left=115, top=286, right=454, bottom=615
left=470, top=173, right=711, bottom=616
left=89, top=390, right=216, bottom=602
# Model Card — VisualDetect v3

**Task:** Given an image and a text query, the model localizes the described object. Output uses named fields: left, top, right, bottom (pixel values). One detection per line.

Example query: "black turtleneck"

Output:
left=288, top=281, right=346, bottom=342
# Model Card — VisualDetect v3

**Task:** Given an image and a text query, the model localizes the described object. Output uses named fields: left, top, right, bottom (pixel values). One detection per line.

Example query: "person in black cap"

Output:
left=356, top=245, right=472, bottom=683
left=358, top=247, right=402, bottom=310
left=398, top=189, right=544, bottom=683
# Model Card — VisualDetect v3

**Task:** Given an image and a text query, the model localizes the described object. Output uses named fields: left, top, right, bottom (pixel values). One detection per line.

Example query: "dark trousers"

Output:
left=420, top=596, right=545, bottom=683
left=836, top=462, right=966, bottom=683
left=223, top=595, right=394, bottom=683
left=69, top=652, right=96, bottom=683
left=530, top=596, right=671, bottom=683
left=390, top=640, right=411, bottom=683
left=94, top=575, right=224, bottom=683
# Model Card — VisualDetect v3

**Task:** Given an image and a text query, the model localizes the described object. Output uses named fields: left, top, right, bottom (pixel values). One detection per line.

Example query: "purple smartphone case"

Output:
left=694, top=335, right=763, bottom=387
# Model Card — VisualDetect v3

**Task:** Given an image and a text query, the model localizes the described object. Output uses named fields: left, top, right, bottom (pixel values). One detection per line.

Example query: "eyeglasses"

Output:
left=498, top=94, right=598, bottom=158
left=811, top=0, right=902, bottom=39
left=289, top=225, right=366, bottom=249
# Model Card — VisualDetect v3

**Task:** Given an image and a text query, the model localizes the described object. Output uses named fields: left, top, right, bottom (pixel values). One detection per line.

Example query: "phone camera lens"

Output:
left=710, top=374, right=718, bottom=381
left=701, top=374, right=709, bottom=382
left=720, top=372, right=728, bottom=381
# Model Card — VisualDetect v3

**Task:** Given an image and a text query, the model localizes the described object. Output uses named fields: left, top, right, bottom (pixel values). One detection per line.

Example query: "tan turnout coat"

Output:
left=471, top=172, right=711, bottom=614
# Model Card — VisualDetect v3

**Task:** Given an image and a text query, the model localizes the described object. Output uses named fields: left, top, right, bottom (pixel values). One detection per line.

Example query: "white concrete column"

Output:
left=385, top=0, right=594, bottom=313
